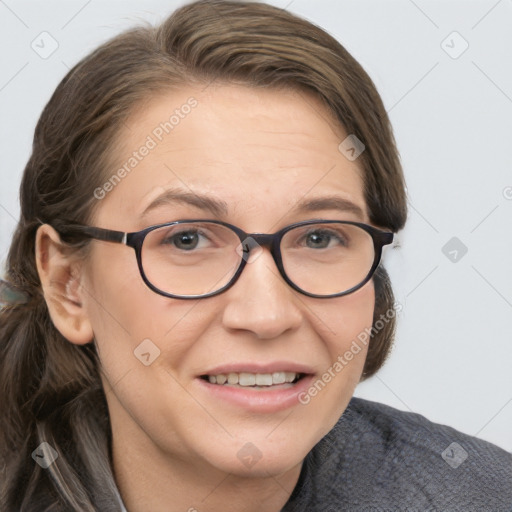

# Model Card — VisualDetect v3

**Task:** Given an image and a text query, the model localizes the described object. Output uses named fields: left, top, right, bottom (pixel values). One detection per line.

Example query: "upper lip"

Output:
left=199, top=362, right=316, bottom=376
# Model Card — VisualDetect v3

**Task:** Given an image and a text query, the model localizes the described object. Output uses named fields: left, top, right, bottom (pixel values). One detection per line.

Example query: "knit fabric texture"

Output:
left=282, top=397, right=512, bottom=511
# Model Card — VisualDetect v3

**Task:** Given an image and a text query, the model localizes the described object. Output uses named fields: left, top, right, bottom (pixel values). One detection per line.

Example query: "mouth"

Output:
left=196, top=363, right=316, bottom=412
left=200, top=371, right=306, bottom=390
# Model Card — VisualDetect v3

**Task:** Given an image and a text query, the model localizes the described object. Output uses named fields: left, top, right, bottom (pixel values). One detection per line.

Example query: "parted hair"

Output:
left=0, top=1, right=407, bottom=510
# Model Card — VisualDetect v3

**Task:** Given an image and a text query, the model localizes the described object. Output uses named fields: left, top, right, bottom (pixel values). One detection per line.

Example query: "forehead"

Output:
left=95, top=84, right=368, bottom=229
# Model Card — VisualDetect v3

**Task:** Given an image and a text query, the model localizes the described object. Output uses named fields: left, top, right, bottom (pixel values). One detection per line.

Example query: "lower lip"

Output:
left=195, top=375, right=315, bottom=413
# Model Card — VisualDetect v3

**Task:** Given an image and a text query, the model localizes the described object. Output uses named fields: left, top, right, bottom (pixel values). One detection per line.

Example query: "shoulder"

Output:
left=344, top=397, right=511, bottom=469
left=345, top=396, right=510, bottom=459
left=288, top=397, right=512, bottom=511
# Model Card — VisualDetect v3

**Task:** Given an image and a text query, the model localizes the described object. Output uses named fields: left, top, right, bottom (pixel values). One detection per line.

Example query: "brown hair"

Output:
left=0, top=1, right=406, bottom=509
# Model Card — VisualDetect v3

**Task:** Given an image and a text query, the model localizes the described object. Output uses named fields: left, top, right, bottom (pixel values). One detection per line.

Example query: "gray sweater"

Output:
left=118, top=397, right=512, bottom=511
left=282, top=397, right=512, bottom=511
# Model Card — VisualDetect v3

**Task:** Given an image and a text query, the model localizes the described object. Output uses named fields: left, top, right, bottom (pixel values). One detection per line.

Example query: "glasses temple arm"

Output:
left=57, top=225, right=127, bottom=244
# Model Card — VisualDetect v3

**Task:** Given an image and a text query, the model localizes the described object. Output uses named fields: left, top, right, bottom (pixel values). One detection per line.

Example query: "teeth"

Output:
left=272, top=372, right=286, bottom=384
left=255, top=374, right=272, bottom=386
left=206, top=371, right=300, bottom=386
left=285, top=372, right=296, bottom=383
left=239, top=373, right=256, bottom=386
left=216, top=374, right=227, bottom=385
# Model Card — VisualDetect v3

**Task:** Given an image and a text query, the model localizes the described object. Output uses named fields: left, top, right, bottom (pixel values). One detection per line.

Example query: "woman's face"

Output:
left=82, top=84, right=374, bottom=477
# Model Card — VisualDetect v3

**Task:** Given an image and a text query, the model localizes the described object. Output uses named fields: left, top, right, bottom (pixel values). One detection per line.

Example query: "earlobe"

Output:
left=35, top=224, right=94, bottom=345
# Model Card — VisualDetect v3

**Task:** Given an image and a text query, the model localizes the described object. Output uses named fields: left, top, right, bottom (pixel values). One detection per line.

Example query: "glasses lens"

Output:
left=141, top=222, right=241, bottom=297
left=281, top=223, right=375, bottom=296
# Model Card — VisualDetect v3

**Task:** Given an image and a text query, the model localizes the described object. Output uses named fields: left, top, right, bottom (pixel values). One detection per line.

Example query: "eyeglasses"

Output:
left=55, top=219, right=393, bottom=299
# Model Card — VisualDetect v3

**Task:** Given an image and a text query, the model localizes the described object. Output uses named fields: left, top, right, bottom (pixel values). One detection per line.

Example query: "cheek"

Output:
left=81, top=245, right=163, bottom=374
left=300, top=282, right=374, bottom=423
left=320, top=281, right=375, bottom=359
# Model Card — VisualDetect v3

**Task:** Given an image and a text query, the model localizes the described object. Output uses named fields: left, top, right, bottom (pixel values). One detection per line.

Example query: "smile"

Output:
left=201, top=371, right=304, bottom=388
left=196, top=367, right=315, bottom=413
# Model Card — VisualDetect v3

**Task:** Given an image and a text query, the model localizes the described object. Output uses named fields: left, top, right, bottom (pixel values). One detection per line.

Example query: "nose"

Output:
left=221, top=248, right=303, bottom=339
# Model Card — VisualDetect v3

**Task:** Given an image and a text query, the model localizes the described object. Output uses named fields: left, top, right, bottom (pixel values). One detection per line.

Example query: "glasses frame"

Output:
left=56, top=219, right=393, bottom=299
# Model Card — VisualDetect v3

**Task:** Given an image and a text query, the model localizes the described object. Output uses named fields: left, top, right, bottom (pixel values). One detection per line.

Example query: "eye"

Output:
left=162, top=229, right=209, bottom=250
left=302, top=229, right=348, bottom=249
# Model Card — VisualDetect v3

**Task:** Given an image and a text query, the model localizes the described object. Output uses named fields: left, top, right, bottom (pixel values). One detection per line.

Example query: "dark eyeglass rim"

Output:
left=54, top=219, right=394, bottom=299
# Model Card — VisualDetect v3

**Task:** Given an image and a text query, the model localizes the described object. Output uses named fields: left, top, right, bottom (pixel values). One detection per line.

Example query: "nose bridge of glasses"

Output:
left=244, top=233, right=276, bottom=250
left=238, top=233, right=281, bottom=263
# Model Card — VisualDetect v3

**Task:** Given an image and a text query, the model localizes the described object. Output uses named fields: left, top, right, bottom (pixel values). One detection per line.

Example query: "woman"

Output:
left=0, top=1, right=510, bottom=510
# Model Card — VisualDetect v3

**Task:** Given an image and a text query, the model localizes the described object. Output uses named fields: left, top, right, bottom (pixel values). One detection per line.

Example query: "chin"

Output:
left=201, top=438, right=307, bottom=479
left=223, top=455, right=302, bottom=480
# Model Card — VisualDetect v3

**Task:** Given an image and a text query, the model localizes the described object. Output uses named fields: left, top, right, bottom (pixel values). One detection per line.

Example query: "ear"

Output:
left=35, top=224, right=94, bottom=345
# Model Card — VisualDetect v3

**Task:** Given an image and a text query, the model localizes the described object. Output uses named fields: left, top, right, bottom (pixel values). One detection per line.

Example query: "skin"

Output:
left=36, top=84, right=376, bottom=512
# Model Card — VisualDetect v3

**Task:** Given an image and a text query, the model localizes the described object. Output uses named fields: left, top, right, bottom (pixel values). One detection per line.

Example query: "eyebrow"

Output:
left=293, top=196, right=365, bottom=218
left=141, top=188, right=229, bottom=218
left=141, top=188, right=364, bottom=220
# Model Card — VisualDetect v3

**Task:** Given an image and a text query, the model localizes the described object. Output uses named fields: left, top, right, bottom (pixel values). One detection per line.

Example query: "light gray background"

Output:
left=1, top=0, right=511, bottom=451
